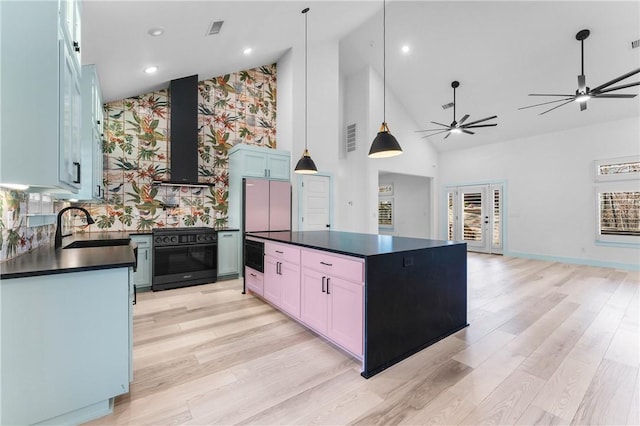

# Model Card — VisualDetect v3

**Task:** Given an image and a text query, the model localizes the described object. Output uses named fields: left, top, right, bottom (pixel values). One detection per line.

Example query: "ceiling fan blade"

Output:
left=578, top=74, right=586, bottom=92
left=580, top=101, right=587, bottom=111
left=539, top=99, right=574, bottom=115
left=463, top=124, right=498, bottom=129
left=462, top=130, right=475, bottom=135
left=528, top=93, right=574, bottom=97
left=590, top=68, right=640, bottom=93
left=595, top=81, right=640, bottom=94
left=416, top=128, right=448, bottom=132
left=518, top=98, right=574, bottom=110
left=463, top=115, right=498, bottom=126
left=443, top=132, right=452, bottom=139
left=430, top=121, right=451, bottom=128
left=458, top=114, right=470, bottom=125
left=592, top=93, right=637, bottom=99
left=420, top=130, right=450, bottom=138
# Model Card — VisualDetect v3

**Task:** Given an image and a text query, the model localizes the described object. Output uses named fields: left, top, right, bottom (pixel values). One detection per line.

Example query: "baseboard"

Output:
left=507, top=251, right=639, bottom=271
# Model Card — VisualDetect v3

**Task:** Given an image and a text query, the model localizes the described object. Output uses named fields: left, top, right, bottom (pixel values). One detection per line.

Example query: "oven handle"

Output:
left=154, top=243, right=217, bottom=251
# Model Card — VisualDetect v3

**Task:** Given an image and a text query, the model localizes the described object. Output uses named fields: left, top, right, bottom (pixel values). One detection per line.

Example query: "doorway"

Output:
left=447, top=183, right=504, bottom=254
left=298, top=174, right=332, bottom=231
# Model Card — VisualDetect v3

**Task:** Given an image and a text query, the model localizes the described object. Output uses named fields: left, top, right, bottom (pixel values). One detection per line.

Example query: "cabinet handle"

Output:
left=222, top=234, right=233, bottom=237
left=73, top=41, right=80, bottom=52
left=320, top=261, right=333, bottom=267
left=277, top=262, right=281, bottom=275
left=97, top=120, right=101, bottom=125
left=250, top=273, right=256, bottom=277
left=326, top=278, right=331, bottom=295
left=133, top=285, right=137, bottom=305
left=73, top=162, right=81, bottom=183
left=322, top=276, right=326, bottom=293
left=145, top=251, right=148, bottom=260
left=275, top=250, right=284, bottom=254
left=264, top=169, right=268, bottom=177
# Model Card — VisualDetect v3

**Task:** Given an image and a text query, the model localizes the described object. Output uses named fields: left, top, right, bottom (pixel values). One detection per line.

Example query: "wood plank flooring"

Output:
left=85, top=253, right=639, bottom=425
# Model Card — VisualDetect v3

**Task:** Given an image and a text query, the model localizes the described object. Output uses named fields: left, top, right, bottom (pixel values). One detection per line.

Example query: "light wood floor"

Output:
left=86, top=253, right=640, bottom=425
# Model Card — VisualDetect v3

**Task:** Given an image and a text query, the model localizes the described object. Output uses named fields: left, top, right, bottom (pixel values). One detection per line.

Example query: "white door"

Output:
left=300, top=175, right=331, bottom=231
left=447, top=184, right=503, bottom=254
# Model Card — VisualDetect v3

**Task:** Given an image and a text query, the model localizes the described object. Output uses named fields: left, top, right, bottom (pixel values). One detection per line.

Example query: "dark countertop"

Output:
left=0, top=232, right=138, bottom=280
left=246, top=231, right=464, bottom=258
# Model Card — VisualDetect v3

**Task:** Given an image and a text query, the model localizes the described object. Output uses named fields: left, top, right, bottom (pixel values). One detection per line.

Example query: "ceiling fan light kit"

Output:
left=519, top=28, right=640, bottom=115
left=416, top=80, right=498, bottom=140
left=368, top=0, right=403, bottom=158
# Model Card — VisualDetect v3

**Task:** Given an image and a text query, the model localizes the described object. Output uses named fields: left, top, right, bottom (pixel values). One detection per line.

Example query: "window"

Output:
left=595, top=156, right=640, bottom=244
left=378, top=198, right=393, bottom=229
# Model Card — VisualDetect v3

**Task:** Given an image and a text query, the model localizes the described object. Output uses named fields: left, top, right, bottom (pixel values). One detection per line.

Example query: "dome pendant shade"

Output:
left=294, top=149, right=318, bottom=174
left=368, top=122, right=403, bottom=158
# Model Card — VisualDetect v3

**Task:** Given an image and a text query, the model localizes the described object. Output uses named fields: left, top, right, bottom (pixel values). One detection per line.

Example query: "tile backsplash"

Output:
left=78, top=64, right=278, bottom=233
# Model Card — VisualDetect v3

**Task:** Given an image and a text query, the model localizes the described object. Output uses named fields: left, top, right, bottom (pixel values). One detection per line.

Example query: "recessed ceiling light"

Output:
left=401, top=45, right=410, bottom=54
left=147, top=28, right=164, bottom=37
left=243, top=47, right=252, bottom=55
left=144, top=66, right=158, bottom=74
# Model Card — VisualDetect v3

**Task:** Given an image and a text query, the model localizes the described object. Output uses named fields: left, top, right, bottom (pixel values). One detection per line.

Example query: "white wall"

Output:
left=439, top=116, right=640, bottom=269
left=379, top=172, right=432, bottom=238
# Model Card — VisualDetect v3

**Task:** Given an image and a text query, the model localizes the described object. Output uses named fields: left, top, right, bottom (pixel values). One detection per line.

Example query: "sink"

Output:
left=63, top=239, right=131, bottom=249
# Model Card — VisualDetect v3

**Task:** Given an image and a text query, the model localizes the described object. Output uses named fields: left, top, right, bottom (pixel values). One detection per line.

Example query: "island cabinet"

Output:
left=263, top=241, right=301, bottom=318
left=300, top=249, right=364, bottom=357
left=245, top=266, right=264, bottom=296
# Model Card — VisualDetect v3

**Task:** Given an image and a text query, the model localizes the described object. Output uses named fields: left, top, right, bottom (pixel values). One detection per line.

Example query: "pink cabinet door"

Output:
left=245, top=179, right=270, bottom=232
left=268, top=180, right=291, bottom=231
left=279, top=261, right=301, bottom=319
left=263, top=255, right=280, bottom=305
left=327, top=276, right=363, bottom=357
left=300, top=268, right=328, bottom=334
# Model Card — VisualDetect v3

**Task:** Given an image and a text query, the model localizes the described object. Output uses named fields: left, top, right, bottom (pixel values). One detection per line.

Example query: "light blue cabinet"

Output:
left=57, top=64, right=105, bottom=201
left=1, top=268, right=130, bottom=425
left=0, top=0, right=82, bottom=192
left=218, top=230, right=239, bottom=278
left=130, top=234, right=152, bottom=290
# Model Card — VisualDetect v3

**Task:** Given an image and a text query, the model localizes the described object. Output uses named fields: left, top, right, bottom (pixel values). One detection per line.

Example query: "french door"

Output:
left=447, top=184, right=503, bottom=254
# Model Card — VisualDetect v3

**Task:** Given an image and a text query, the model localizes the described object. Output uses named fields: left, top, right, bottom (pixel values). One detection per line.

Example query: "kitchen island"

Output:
left=245, top=231, right=468, bottom=378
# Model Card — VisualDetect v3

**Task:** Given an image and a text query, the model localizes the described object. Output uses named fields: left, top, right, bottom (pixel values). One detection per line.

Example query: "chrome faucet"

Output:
left=54, top=206, right=95, bottom=249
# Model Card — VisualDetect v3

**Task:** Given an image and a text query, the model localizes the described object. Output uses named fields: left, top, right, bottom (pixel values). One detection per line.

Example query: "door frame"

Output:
left=296, top=172, right=334, bottom=231
left=443, top=179, right=507, bottom=254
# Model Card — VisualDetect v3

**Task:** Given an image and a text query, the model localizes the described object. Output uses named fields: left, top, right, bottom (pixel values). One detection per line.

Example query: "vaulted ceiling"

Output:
left=82, top=1, right=640, bottom=152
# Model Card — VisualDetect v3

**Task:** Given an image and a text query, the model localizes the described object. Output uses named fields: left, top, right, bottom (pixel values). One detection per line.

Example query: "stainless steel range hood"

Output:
left=153, top=75, right=212, bottom=187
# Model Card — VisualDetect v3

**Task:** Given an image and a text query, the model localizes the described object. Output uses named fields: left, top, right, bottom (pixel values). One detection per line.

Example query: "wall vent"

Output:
left=346, top=123, right=357, bottom=153
left=632, top=39, right=640, bottom=49
left=442, top=102, right=455, bottom=110
left=207, top=20, right=224, bottom=36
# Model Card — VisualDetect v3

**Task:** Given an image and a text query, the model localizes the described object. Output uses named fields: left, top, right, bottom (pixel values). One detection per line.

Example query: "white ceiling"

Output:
left=82, top=1, right=640, bottom=152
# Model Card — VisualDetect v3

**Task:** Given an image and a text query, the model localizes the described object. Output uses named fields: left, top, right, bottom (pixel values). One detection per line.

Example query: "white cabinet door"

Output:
left=58, top=39, right=82, bottom=189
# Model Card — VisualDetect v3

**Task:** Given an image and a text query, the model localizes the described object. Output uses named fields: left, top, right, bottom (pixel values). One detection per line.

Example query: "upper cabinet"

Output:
left=0, top=0, right=83, bottom=193
left=57, top=64, right=105, bottom=201
left=229, top=144, right=290, bottom=181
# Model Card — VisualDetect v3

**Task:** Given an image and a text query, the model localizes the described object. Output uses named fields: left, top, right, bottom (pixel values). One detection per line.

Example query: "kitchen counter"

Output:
left=246, top=230, right=460, bottom=257
left=0, top=232, right=138, bottom=280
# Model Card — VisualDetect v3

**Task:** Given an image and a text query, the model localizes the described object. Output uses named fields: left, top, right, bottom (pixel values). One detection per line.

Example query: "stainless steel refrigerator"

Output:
left=243, top=178, right=291, bottom=233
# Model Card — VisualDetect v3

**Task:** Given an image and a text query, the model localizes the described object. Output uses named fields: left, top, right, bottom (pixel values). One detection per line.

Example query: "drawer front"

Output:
left=264, top=241, right=300, bottom=264
left=245, top=267, right=264, bottom=296
left=301, top=249, right=364, bottom=283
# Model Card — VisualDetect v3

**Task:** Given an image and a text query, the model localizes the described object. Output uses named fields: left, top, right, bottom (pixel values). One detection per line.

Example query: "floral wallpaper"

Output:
left=78, top=64, right=277, bottom=232
left=0, top=189, right=67, bottom=261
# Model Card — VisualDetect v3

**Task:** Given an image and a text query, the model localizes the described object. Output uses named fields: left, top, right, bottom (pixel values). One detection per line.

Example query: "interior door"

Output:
left=300, top=175, right=331, bottom=231
left=447, top=183, right=503, bottom=254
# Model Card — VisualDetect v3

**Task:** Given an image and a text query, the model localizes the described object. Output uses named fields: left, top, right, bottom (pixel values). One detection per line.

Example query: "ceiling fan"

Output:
left=519, top=29, right=640, bottom=115
left=416, top=81, right=497, bottom=139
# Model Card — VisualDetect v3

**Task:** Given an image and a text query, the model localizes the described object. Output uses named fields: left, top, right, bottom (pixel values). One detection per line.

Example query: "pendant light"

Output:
left=368, top=0, right=403, bottom=158
left=294, top=7, right=318, bottom=174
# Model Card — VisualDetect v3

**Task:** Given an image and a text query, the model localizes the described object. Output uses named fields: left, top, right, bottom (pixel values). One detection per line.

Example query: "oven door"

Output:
left=152, top=243, right=217, bottom=291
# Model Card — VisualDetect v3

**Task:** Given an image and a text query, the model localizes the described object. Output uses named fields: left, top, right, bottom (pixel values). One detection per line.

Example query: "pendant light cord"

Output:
left=304, top=8, right=309, bottom=151
left=383, top=0, right=386, bottom=124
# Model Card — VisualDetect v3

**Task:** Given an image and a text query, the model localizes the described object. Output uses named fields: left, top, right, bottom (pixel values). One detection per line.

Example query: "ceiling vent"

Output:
left=442, top=102, right=455, bottom=110
left=207, top=20, right=224, bottom=36
left=632, top=39, right=640, bottom=49
left=346, top=123, right=357, bottom=153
